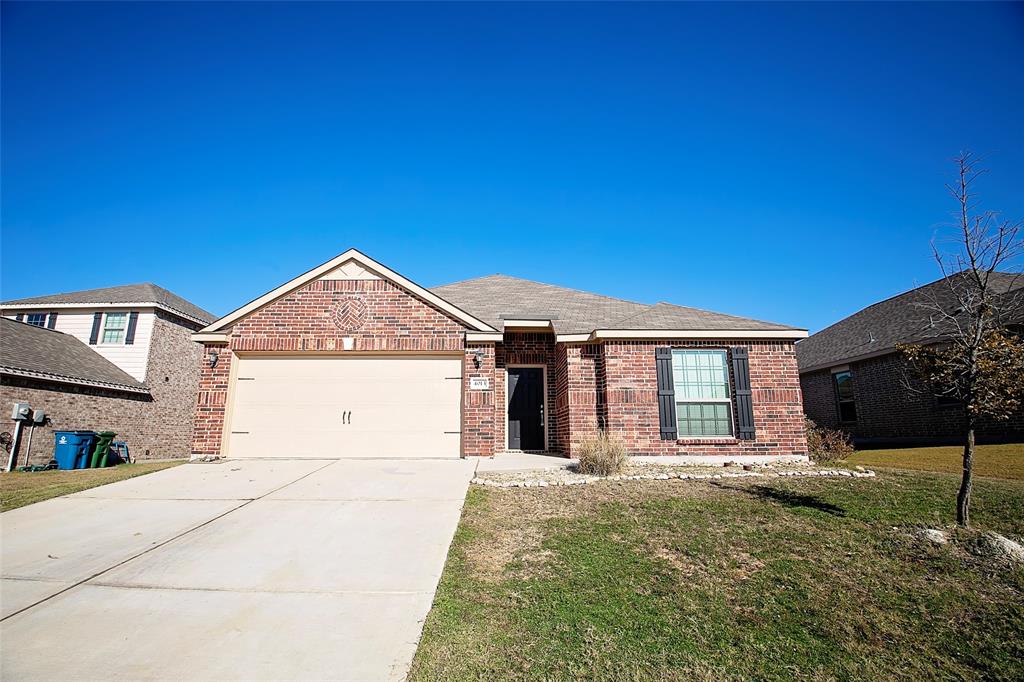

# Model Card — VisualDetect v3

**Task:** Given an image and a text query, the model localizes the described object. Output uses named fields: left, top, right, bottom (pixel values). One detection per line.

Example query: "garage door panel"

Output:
left=227, top=356, right=462, bottom=459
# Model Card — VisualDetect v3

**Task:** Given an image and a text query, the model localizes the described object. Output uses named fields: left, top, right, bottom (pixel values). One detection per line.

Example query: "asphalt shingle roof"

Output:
left=2, top=283, right=215, bottom=324
left=0, top=318, right=148, bottom=392
left=431, top=274, right=802, bottom=335
left=796, top=272, right=1024, bottom=373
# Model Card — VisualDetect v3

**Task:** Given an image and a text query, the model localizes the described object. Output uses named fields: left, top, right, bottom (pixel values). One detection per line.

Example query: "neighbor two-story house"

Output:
left=1, top=284, right=215, bottom=460
left=797, top=273, right=1024, bottom=447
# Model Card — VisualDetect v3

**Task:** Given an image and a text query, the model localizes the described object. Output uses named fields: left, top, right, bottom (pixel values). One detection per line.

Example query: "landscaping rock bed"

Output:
left=472, top=462, right=876, bottom=488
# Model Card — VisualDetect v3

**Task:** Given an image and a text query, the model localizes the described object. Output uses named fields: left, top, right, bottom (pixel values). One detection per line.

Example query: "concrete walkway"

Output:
left=1, top=458, right=475, bottom=681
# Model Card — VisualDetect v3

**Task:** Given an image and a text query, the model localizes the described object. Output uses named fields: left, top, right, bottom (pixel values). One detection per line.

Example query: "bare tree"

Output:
left=899, top=152, right=1024, bottom=527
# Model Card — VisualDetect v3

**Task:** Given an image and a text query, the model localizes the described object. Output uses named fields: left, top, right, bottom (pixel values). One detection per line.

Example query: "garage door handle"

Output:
left=342, top=410, right=351, bottom=424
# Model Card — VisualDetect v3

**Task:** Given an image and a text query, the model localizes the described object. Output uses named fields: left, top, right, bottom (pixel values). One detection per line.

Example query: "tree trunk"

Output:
left=956, top=421, right=975, bottom=527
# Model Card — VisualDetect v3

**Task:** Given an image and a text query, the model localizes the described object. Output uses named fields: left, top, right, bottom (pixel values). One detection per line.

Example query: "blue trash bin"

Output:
left=53, top=431, right=97, bottom=470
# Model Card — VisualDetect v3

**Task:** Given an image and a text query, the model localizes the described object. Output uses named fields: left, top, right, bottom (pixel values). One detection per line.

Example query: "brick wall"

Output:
left=1, top=310, right=203, bottom=463
left=463, top=343, right=496, bottom=457
left=0, top=377, right=152, bottom=466
left=800, top=351, right=1024, bottom=445
left=596, top=339, right=807, bottom=457
left=230, top=279, right=464, bottom=353
left=800, top=369, right=839, bottom=428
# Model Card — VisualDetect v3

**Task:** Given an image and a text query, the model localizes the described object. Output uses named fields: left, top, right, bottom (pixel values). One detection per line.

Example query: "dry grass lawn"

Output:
left=848, top=443, right=1024, bottom=480
left=410, top=471, right=1024, bottom=680
left=1, top=460, right=186, bottom=512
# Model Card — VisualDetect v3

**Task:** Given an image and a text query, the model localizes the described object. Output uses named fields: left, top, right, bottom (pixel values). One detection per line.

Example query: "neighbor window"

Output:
left=672, top=349, right=733, bottom=436
left=833, top=370, right=857, bottom=423
left=101, top=313, right=128, bottom=344
left=25, top=313, right=47, bottom=327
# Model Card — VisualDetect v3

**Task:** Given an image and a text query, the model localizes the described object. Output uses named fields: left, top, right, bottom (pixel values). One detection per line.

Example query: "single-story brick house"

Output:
left=1, top=284, right=215, bottom=461
left=191, top=250, right=809, bottom=461
left=797, top=272, right=1024, bottom=447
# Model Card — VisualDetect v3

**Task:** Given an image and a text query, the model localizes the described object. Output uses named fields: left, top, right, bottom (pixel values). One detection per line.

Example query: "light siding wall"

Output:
left=2, top=308, right=155, bottom=382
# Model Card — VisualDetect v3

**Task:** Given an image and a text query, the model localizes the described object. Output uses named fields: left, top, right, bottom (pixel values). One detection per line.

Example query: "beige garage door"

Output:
left=226, top=356, right=462, bottom=458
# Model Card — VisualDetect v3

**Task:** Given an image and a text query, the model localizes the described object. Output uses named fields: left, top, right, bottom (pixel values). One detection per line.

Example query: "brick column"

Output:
left=462, top=342, right=496, bottom=457
left=191, top=343, right=231, bottom=457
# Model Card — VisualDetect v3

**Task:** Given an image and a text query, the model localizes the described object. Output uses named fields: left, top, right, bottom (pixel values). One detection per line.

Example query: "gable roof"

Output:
left=1, top=283, right=215, bottom=325
left=199, top=249, right=498, bottom=335
left=0, top=318, right=149, bottom=393
left=796, top=271, right=1024, bottom=373
left=431, top=275, right=804, bottom=337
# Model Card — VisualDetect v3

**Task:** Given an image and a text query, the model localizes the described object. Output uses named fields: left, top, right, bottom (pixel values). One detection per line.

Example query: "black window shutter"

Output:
left=15, top=313, right=23, bottom=322
left=47, top=312, right=58, bottom=329
left=731, top=347, right=755, bottom=440
left=89, top=312, right=102, bottom=345
left=125, top=311, right=139, bottom=345
left=655, top=347, right=678, bottom=440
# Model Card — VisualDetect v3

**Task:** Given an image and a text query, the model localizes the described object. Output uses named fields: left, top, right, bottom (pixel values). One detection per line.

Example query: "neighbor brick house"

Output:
left=190, top=250, right=808, bottom=462
left=797, top=273, right=1024, bottom=447
left=1, top=284, right=215, bottom=460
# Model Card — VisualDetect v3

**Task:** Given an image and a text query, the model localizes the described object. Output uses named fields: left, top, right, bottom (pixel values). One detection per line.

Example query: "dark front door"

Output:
left=508, top=367, right=544, bottom=450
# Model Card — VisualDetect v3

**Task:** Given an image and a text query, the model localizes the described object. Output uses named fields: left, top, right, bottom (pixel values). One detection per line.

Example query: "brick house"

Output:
left=797, top=273, right=1024, bottom=447
left=191, top=250, right=809, bottom=462
left=1, top=284, right=215, bottom=461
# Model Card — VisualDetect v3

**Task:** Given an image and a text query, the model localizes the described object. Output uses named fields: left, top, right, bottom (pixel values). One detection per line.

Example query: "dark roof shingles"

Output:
left=0, top=318, right=148, bottom=391
left=2, top=283, right=215, bottom=324
left=796, top=272, right=1024, bottom=372
left=431, top=274, right=801, bottom=335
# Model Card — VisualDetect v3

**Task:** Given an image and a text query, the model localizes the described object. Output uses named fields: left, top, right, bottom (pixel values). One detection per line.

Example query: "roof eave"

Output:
left=0, top=302, right=211, bottom=326
left=556, top=328, right=809, bottom=342
left=0, top=366, right=151, bottom=394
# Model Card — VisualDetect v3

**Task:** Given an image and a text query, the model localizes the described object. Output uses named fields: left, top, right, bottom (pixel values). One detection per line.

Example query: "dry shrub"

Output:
left=576, top=431, right=628, bottom=476
left=805, top=418, right=854, bottom=463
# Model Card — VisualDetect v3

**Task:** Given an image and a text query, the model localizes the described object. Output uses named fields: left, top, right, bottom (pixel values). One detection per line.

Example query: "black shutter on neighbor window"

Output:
left=125, top=312, right=139, bottom=345
left=15, top=313, right=23, bottom=322
left=655, top=347, right=678, bottom=440
left=731, top=347, right=755, bottom=440
left=47, top=312, right=58, bottom=329
left=89, top=312, right=102, bottom=345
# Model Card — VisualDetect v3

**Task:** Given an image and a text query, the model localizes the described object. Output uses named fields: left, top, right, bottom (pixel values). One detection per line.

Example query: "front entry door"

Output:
left=508, top=367, right=544, bottom=450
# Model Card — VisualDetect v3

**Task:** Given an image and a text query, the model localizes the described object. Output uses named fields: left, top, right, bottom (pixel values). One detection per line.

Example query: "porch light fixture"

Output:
left=208, top=350, right=219, bottom=368
left=472, top=349, right=485, bottom=369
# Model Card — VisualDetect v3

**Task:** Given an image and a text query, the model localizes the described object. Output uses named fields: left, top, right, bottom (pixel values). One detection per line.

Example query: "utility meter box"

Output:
left=32, top=409, right=47, bottom=425
left=11, top=402, right=31, bottom=422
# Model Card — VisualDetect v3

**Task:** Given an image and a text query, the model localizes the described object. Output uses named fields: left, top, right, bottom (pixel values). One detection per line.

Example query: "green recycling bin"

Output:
left=88, top=432, right=118, bottom=468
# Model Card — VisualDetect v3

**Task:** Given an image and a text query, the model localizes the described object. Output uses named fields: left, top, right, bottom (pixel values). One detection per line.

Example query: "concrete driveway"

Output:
left=1, top=458, right=475, bottom=681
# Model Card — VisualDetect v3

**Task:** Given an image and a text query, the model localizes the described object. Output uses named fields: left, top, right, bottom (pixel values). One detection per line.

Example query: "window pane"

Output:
left=26, top=313, right=46, bottom=327
left=833, top=371, right=855, bottom=400
left=672, top=350, right=730, bottom=401
left=676, top=401, right=734, bottom=437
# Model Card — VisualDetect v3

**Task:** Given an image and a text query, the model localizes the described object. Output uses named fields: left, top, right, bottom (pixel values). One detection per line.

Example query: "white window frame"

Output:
left=672, top=348, right=734, bottom=438
left=101, top=312, right=129, bottom=345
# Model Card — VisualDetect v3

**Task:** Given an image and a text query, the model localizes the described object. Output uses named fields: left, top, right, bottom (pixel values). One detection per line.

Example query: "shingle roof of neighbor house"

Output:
left=796, top=271, right=1024, bottom=373
left=1, top=283, right=215, bottom=324
left=0, top=318, right=149, bottom=392
left=432, top=274, right=802, bottom=335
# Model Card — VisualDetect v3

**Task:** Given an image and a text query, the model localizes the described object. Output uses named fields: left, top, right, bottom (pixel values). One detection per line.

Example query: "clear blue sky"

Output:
left=2, top=2, right=1022, bottom=332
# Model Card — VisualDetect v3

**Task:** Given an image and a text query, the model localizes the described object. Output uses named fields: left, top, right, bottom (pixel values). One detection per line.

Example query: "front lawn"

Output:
left=0, top=460, right=186, bottom=512
left=410, top=471, right=1024, bottom=680
left=848, top=443, right=1024, bottom=480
